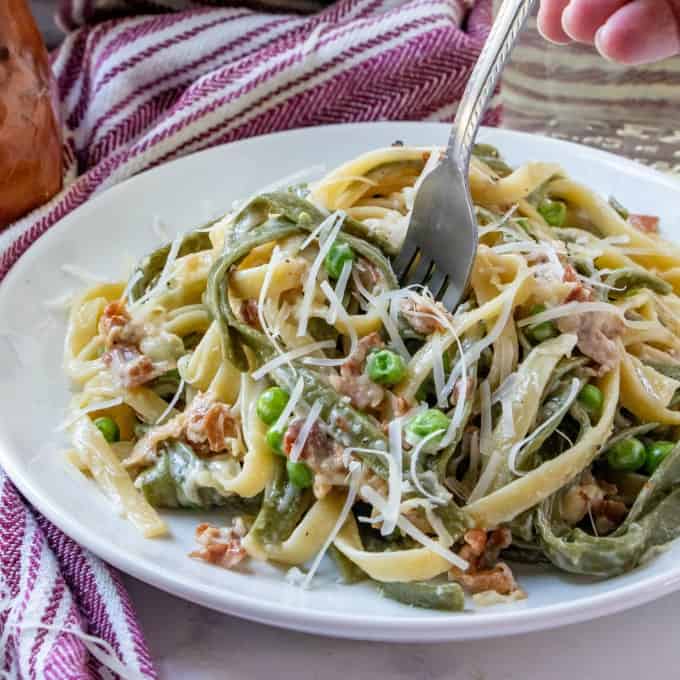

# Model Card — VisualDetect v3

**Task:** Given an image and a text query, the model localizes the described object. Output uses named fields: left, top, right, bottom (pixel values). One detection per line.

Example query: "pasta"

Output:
left=63, top=143, right=680, bottom=611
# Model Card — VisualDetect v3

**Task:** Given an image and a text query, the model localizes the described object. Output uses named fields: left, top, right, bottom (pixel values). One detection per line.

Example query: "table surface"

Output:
left=123, top=573, right=677, bottom=679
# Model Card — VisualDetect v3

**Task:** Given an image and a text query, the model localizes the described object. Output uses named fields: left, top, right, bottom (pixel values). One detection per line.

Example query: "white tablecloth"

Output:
left=124, top=575, right=673, bottom=679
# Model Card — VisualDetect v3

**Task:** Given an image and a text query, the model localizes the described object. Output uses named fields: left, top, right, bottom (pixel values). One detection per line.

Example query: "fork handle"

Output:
left=448, top=0, right=536, bottom=171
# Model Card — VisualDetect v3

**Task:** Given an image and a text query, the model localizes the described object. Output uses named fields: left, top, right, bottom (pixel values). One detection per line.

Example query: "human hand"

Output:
left=537, top=0, right=680, bottom=65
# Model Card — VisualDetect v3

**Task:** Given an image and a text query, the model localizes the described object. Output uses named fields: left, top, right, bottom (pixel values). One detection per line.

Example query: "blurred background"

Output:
left=32, top=0, right=62, bottom=48
left=29, top=0, right=680, bottom=173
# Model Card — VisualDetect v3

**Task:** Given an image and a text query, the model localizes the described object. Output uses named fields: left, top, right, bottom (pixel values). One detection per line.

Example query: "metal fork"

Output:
left=393, top=0, right=536, bottom=310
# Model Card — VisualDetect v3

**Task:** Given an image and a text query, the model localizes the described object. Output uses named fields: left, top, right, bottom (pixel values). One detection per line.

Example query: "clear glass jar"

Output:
left=0, top=0, right=63, bottom=228
left=497, top=4, right=680, bottom=174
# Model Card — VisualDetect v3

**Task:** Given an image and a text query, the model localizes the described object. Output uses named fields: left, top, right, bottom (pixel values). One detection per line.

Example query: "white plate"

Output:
left=2, top=122, right=680, bottom=642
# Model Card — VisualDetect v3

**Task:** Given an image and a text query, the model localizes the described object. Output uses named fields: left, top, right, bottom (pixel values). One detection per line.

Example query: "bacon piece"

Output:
left=452, top=562, right=518, bottom=596
left=331, top=331, right=386, bottom=410
left=449, top=528, right=519, bottom=596
left=125, top=392, right=239, bottom=468
left=629, top=214, right=659, bottom=234
left=557, top=311, right=623, bottom=375
left=356, top=258, right=381, bottom=290
left=240, top=299, right=261, bottom=329
left=98, top=301, right=145, bottom=349
left=560, top=471, right=628, bottom=535
left=400, top=297, right=450, bottom=335
left=103, top=346, right=156, bottom=388
left=563, top=262, right=594, bottom=303
left=283, top=419, right=346, bottom=491
left=190, top=519, right=248, bottom=569
left=330, top=374, right=385, bottom=411
left=341, top=332, right=384, bottom=377
left=185, top=392, right=239, bottom=454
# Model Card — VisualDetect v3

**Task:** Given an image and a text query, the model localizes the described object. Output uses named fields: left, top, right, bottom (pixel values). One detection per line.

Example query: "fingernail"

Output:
left=594, top=24, right=619, bottom=63
left=561, top=1, right=574, bottom=31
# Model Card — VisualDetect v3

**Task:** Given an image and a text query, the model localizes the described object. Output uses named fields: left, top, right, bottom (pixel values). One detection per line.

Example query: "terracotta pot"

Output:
left=0, top=0, right=63, bottom=228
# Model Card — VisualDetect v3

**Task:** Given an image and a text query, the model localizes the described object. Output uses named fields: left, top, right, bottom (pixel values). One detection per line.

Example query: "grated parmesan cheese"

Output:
left=382, top=419, right=404, bottom=536
left=257, top=245, right=287, bottom=361
left=272, top=376, right=305, bottom=434
left=289, top=399, right=323, bottom=462
left=131, top=234, right=182, bottom=308
left=409, top=430, right=449, bottom=504
left=297, top=211, right=345, bottom=338
left=302, top=461, right=362, bottom=589
left=251, top=340, right=335, bottom=381
left=302, top=280, right=358, bottom=368
left=361, top=486, right=468, bottom=571
left=516, top=300, right=624, bottom=328
left=155, top=377, right=186, bottom=425
left=507, top=378, right=580, bottom=477
left=329, top=259, right=353, bottom=325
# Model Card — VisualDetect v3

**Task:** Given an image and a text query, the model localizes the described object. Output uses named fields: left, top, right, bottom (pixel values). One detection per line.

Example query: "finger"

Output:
left=537, top=0, right=572, bottom=44
left=561, top=0, right=630, bottom=43
left=596, top=0, right=680, bottom=64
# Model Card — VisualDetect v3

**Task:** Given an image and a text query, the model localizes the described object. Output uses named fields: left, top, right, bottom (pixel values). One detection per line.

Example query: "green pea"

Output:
left=408, top=409, right=450, bottom=438
left=256, top=387, right=289, bottom=425
left=324, top=241, right=355, bottom=279
left=266, top=427, right=285, bottom=456
left=644, top=441, right=676, bottom=475
left=287, top=460, right=314, bottom=488
left=607, top=437, right=646, bottom=472
left=527, top=304, right=557, bottom=343
left=530, top=321, right=558, bottom=343
left=578, top=384, right=603, bottom=416
left=94, top=416, right=120, bottom=444
left=538, top=199, right=567, bottom=227
left=366, top=349, right=407, bottom=385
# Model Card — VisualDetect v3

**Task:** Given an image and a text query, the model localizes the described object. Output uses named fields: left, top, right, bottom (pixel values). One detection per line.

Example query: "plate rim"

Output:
left=3, top=121, right=680, bottom=642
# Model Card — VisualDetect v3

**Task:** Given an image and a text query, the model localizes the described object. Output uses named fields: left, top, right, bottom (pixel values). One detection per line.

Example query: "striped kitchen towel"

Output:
left=0, top=472, right=156, bottom=680
left=1, top=0, right=495, bottom=677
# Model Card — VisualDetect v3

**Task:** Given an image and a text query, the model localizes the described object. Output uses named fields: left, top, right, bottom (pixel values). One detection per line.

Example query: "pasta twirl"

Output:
left=63, top=144, right=680, bottom=611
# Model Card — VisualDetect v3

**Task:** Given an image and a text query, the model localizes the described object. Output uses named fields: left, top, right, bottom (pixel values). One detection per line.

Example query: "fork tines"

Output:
left=392, top=236, right=452, bottom=303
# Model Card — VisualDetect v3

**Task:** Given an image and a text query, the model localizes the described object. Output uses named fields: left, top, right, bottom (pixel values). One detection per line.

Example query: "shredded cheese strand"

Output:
left=155, top=377, right=186, bottom=425
left=329, top=259, right=353, bottom=325
left=517, top=301, right=624, bottom=328
left=302, top=461, right=362, bottom=589
left=273, top=377, right=305, bottom=434
left=289, top=399, right=323, bottom=462
left=431, top=334, right=446, bottom=408
left=303, top=281, right=358, bottom=367
left=132, top=234, right=182, bottom=308
left=382, top=419, right=404, bottom=536
left=409, top=430, right=448, bottom=504
left=361, top=486, right=468, bottom=570
left=297, top=211, right=344, bottom=337
left=507, top=378, right=581, bottom=477
left=257, top=245, right=287, bottom=360
left=251, top=341, right=335, bottom=380
left=479, top=380, right=492, bottom=455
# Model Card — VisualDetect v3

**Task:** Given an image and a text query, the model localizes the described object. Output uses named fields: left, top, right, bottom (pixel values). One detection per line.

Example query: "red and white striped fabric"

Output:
left=0, top=473, right=156, bottom=679
left=0, top=0, right=496, bottom=676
